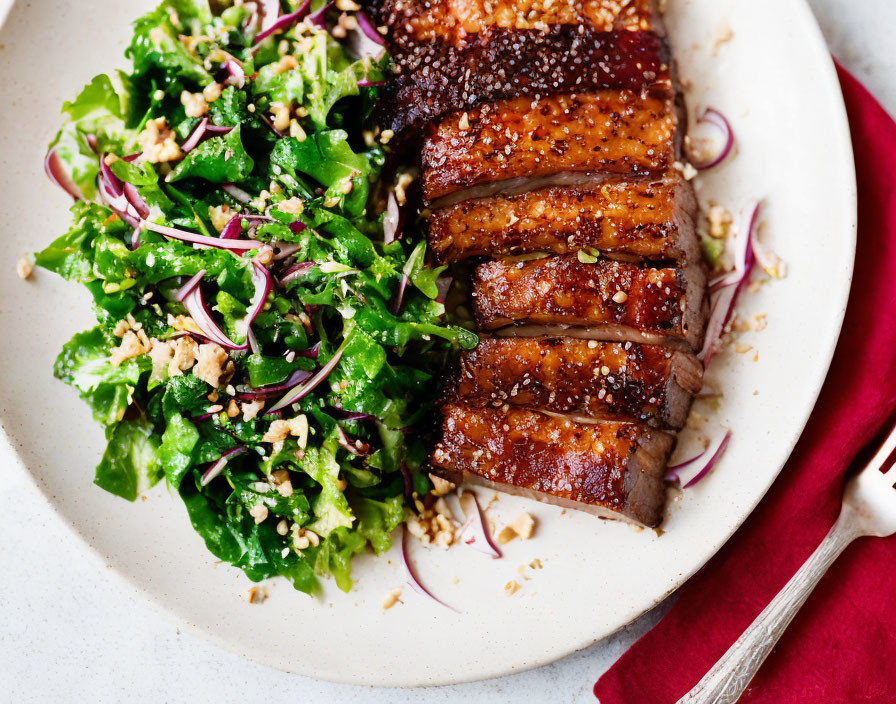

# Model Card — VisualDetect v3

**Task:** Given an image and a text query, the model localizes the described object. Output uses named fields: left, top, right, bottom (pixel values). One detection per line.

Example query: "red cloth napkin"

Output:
left=594, top=65, right=896, bottom=704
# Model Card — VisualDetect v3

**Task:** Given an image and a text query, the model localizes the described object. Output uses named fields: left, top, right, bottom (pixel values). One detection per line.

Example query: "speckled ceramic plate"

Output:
left=0, top=0, right=855, bottom=687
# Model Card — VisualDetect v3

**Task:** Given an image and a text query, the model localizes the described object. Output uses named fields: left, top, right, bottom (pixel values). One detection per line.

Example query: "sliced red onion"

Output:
left=279, top=261, right=316, bottom=285
left=399, top=463, right=412, bottom=497
left=383, top=191, right=400, bottom=244
left=699, top=202, right=761, bottom=367
left=238, top=261, right=273, bottom=343
left=258, top=0, right=281, bottom=33
left=297, top=341, right=321, bottom=358
left=253, top=0, right=310, bottom=45
left=247, top=327, right=260, bottom=355
left=330, top=407, right=373, bottom=421
left=236, top=368, right=314, bottom=400
left=201, top=447, right=248, bottom=486
left=346, top=20, right=386, bottom=61
left=688, top=108, right=734, bottom=170
left=307, top=1, right=332, bottom=28
left=357, top=78, right=386, bottom=88
left=143, top=220, right=263, bottom=251
left=666, top=430, right=732, bottom=488
left=356, top=9, right=384, bottom=44
left=272, top=242, right=303, bottom=260
left=222, top=183, right=252, bottom=204
left=174, top=269, right=207, bottom=301
left=181, top=118, right=209, bottom=153
left=220, top=213, right=275, bottom=240
left=44, top=146, right=82, bottom=200
left=98, top=154, right=144, bottom=228
left=335, top=425, right=371, bottom=456
left=401, top=526, right=456, bottom=611
left=391, top=274, right=409, bottom=315
left=268, top=340, right=346, bottom=412
left=181, top=284, right=246, bottom=350
left=435, top=275, right=453, bottom=304
left=458, top=490, right=502, bottom=559
left=223, top=59, right=246, bottom=89
left=205, top=125, right=233, bottom=136
left=123, top=182, right=150, bottom=219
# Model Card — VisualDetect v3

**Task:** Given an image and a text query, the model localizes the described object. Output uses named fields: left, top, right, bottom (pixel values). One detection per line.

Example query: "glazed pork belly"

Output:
left=421, top=90, right=680, bottom=204
left=427, top=175, right=698, bottom=264
left=431, top=404, right=675, bottom=527
left=371, top=0, right=672, bottom=133
left=443, top=336, right=703, bottom=430
left=471, top=254, right=708, bottom=350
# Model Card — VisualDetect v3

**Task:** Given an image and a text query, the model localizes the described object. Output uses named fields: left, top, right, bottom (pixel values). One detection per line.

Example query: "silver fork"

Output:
left=677, top=423, right=896, bottom=704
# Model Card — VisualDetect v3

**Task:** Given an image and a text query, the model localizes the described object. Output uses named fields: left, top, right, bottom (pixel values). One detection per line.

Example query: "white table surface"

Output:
left=1, top=1, right=894, bottom=702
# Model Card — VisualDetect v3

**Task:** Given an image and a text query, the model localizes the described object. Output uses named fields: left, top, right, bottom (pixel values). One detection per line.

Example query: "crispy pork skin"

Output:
left=471, top=255, right=707, bottom=350
left=427, top=176, right=698, bottom=264
left=371, top=0, right=671, bottom=133
left=430, top=404, right=675, bottom=526
left=421, top=91, right=680, bottom=203
left=444, top=336, right=703, bottom=429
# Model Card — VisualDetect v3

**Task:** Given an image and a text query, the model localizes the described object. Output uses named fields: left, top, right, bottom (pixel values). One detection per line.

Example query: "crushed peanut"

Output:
left=137, top=117, right=183, bottom=163
left=504, top=579, right=520, bottom=596
left=382, top=587, right=403, bottom=610
left=193, top=342, right=230, bottom=387
left=249, top=503, right=269, bottom=524
left=16, top=255, right=32, bottom=280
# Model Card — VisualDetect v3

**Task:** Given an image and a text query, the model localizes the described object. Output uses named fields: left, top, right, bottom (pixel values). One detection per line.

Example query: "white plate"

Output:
left=0, top=0, right=855, bottom=687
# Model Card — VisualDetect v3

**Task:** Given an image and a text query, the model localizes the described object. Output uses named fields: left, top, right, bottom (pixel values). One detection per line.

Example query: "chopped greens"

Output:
left=38, top=0, right=475, bottom=595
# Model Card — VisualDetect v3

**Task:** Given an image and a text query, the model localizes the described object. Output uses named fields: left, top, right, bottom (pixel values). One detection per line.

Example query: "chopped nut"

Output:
left=612, top=291, right=628, bottom=304
left=113, top=319, right=131, bottom=337
left=226, top=399, right=240, bottom=418
left=138, top=118, right=183, bottom=163
left=193, top=343, right=230, bottom=387
left=202, top=82, right=223, bottom=103
left=148, top=339, right=174, bottom=380
left=271, top=54, right=298, bottom=74
left=110, top=330, right=151, bottom=367
left=394, top=170, right=416, bottom=206
left=379, top=129, right=394, bottom=144
left=276, top=519, right=289, bottom=536
left=497, top=526, right=518, bottom=545
left=169, top=336, right=199, bottom=376
left=335, top=0, right=360, bottom=11
left=248, top=503, right=269, bottom=524
left=16, top=255, right=32, bottom=280
left=262, top=415, right=309, bottom=447
left=241, top=399, right=265, bottom=421
left=270, top=102, right=291, bottom=132
left=382, top=587, right=403, bottom=610
left=497, top=513, right=536, bottom=543
left=428, top=472, right=455, bottom=497
left=242, top=586, right=266, bottom=604
left=180, top=90, right=209, bottom=118
left=529, top=558, right=543, bottom=570
left=277, top=480, right=294, bottom=498
left=504, top=579, right=519, bottom=596
left=208, top=204, right=235, bottom=233
left=277, top=197, right=304, bottom=215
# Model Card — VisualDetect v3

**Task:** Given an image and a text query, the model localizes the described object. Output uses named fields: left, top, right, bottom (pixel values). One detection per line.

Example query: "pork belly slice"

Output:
left=430, top=404, right=675, bottom=527
left=422, top=91, right=680, bottom=203
left=471, top=254, right=707, bottom=350
left=444, top=336, right=703, bottom=430
left=427, top=176, right=698, bottom=264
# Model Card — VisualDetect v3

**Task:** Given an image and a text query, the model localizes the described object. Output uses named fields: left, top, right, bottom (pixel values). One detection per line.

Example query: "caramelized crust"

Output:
left=471, top=255, right=707, bottom=350
left=422, top=91, right=680, bottom=202
left=430, top=404, right=675, bottom=526
left=444, top=336, right=703, bottom=429
left=372, top=0, right=671, bottom=132
left=427, top=176, right=697, bottom=264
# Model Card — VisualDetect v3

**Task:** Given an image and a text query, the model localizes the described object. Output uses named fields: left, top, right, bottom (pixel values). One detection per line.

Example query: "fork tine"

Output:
left=867, top=423, right=896, bottom=477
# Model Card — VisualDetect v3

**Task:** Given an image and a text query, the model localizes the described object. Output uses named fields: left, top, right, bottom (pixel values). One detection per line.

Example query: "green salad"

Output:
left=37, top=0, right=475, bottom=594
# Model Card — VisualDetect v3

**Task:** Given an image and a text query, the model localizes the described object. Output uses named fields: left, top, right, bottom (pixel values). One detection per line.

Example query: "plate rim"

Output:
left=0, top=0, right=858, bottom=687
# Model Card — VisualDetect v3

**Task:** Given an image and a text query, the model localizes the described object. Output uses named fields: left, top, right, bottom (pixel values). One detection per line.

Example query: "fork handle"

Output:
left=676, top=508, right=863, bottom=704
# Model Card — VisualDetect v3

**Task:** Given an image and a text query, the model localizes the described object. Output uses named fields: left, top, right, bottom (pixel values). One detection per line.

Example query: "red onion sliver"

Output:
left=258, top=0, right=282, bottom=33
left=239, top=261, right=273, bottom=339
left=458, top=490, right=502, bottom=558
left=143, top=220, right=263, bottom=251
left=279, top=261, right=316, bottom=285
left=253, top=0, right=310, bottom=45
left=666, top=430, right=732, bottom=488
left=307, top=1, right=332, bottom=28
left=401, top=526, right=457, bottom=611
left=383, top=191, right=400, bottom=244
left=44, top=146, right=82, bottom=200
left=355, top=10, right=384, bottom=44
left=123, top=182, right=150, bottom=219
left=345, top=20, right=386, bottom=61
left=174, top=269, right=207, bottom=302
left=181, top=118, right=209, bottom=153
left=391, top=273, right=408, bottom=314
left=182, top=286, right=246, bottom=350
left=272, top=242, right=303, bottom=260
left=435, top=275, right=453, bottom=304
left=689, top=108, right=735, bottom=170
left=201, top=447, right=248, bottom=486
left=235, top=368, right=314, bottom=400
left=357, top=79, right=387, bottom=87
left=268, top=340, right=347, bottom=412
left=698, top=202, right=761, bottom=367
left=222, top=183, right=252, bottom=204
left=296, top=341, right=321, bottom=358
left=335, top=425, right=371, bottom=456
left=223, top=59, right=246, bottom=88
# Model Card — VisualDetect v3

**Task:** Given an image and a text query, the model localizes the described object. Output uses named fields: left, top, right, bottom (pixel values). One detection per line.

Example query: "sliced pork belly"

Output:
left=444, top=336, right=703, bottom=429
left=430, top=404, right=675, bottom=526
left=373, top=0, right=672, bottom=133
left=427, top=175, right=697, bottom=264
left=471, top=254, right=707, bottom=350
left=422, top=91, right=680, bottom=203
